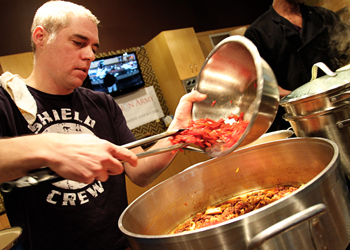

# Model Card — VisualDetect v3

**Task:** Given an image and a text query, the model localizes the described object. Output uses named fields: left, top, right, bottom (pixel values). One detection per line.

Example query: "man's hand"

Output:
left=0, top=133, right=138, bottom=184
left=123, top=90, right=206, bottom=187
left=278, top=86, right=292, bottom=98
left=168, top=90, right=207, bottom=131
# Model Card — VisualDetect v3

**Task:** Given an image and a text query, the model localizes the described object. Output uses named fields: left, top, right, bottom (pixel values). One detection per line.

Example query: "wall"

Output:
left=196, top=25, right=249, bottom=58
left=310, top=0, right=350, bottom=11
left=0, top=0, right=272, bottom=57
left=2, top=1, right=349, bottom=58
left=0, top=52, right=34, bottom=79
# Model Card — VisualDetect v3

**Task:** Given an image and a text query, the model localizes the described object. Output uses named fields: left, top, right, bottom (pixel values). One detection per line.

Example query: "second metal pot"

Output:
left=281, top=63, right=350, bottom=178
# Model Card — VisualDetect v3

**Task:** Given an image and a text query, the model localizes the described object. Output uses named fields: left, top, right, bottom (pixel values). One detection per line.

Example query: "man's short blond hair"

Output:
left=30, top=0, right=100, bottom=51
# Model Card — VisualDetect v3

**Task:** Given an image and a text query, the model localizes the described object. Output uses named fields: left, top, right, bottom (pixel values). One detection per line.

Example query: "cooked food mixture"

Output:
left=170, top=185, right=300, bottom=234
left=170, top=113, right=249, bottom=149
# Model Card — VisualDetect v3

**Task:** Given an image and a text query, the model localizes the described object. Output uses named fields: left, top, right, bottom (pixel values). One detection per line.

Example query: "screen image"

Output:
left=87, top=52, right=145, bottom=97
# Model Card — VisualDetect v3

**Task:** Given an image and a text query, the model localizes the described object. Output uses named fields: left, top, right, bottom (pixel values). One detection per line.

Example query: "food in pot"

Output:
left=170, top=185, right=300, bottom=234
left=170, top=113, right=249, bottom=149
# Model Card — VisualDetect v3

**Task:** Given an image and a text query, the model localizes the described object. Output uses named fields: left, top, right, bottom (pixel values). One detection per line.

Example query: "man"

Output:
left=0, top=1, right=206, bottom=249
left=244, top=0, right=350, bottom=131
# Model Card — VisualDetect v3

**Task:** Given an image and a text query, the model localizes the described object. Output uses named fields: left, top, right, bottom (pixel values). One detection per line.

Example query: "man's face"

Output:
left=43, top=16, right=99, bottom=93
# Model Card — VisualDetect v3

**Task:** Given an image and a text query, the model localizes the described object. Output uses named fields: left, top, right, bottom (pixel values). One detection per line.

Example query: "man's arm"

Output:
left=0, top=91, right=206, bottom=187
left=125, top=91, right=207, bottom=187
left=0, top=133, right=138, bottom=184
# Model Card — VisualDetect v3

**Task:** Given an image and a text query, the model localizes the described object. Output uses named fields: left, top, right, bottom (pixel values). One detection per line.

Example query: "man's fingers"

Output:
left=110, top=146, right=139, bottom=167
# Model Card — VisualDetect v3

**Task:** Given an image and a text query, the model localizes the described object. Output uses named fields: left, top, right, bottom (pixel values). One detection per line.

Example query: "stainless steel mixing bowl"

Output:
left=192, top=35, right=280, bottom=157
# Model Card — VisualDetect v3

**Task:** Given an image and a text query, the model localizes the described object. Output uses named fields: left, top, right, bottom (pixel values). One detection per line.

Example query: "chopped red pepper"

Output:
left=170, top=112, right=249, bottom=149
left=211, top=101, right=216, bottom=106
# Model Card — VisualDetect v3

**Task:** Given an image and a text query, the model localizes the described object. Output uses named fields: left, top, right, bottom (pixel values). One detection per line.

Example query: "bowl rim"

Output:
left=193, top=35, right=266, bottom=156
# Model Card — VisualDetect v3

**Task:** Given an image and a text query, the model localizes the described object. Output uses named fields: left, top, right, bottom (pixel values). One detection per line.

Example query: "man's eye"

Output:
left=73, top=41, right=82, bottom=46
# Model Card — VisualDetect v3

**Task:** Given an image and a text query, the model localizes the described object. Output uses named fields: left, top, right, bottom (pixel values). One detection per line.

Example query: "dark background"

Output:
left=0, top=0, right=272, bottom=57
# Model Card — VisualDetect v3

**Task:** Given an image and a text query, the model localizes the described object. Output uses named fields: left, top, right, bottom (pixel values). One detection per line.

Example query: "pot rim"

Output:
left=280, top=82, right=350, bottom=107
left=282, top=102, right=350, bottom=121
left=118, top=138, right=340, bottom=240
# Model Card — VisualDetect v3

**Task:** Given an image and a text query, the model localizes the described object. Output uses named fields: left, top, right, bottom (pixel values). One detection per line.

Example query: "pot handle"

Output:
left=311, top=62, right=337, bottom=81
left=329, top=90, right=350, bottom=104
left=246, top=203, right=326, bottom=250
left=337, top=119, right=350, bottom=129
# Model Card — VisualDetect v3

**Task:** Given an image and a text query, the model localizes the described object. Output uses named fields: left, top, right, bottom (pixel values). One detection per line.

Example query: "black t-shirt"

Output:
left=0, top=85, right=136, bottom=250
left=244, top=4, right=350, bottom=131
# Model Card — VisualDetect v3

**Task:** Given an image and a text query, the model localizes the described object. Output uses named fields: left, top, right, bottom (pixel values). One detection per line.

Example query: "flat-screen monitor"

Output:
left=87, top=51, right=145, bottom=97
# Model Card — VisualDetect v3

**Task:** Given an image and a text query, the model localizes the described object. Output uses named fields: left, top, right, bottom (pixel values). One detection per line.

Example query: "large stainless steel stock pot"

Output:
left=280, top=62, right=350, bottom=178
left=119, top=137, right=350, bottom=250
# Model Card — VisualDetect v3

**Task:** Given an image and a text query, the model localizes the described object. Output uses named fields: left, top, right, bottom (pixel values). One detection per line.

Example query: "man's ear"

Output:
left=32, top=26, right=47, bottom=49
